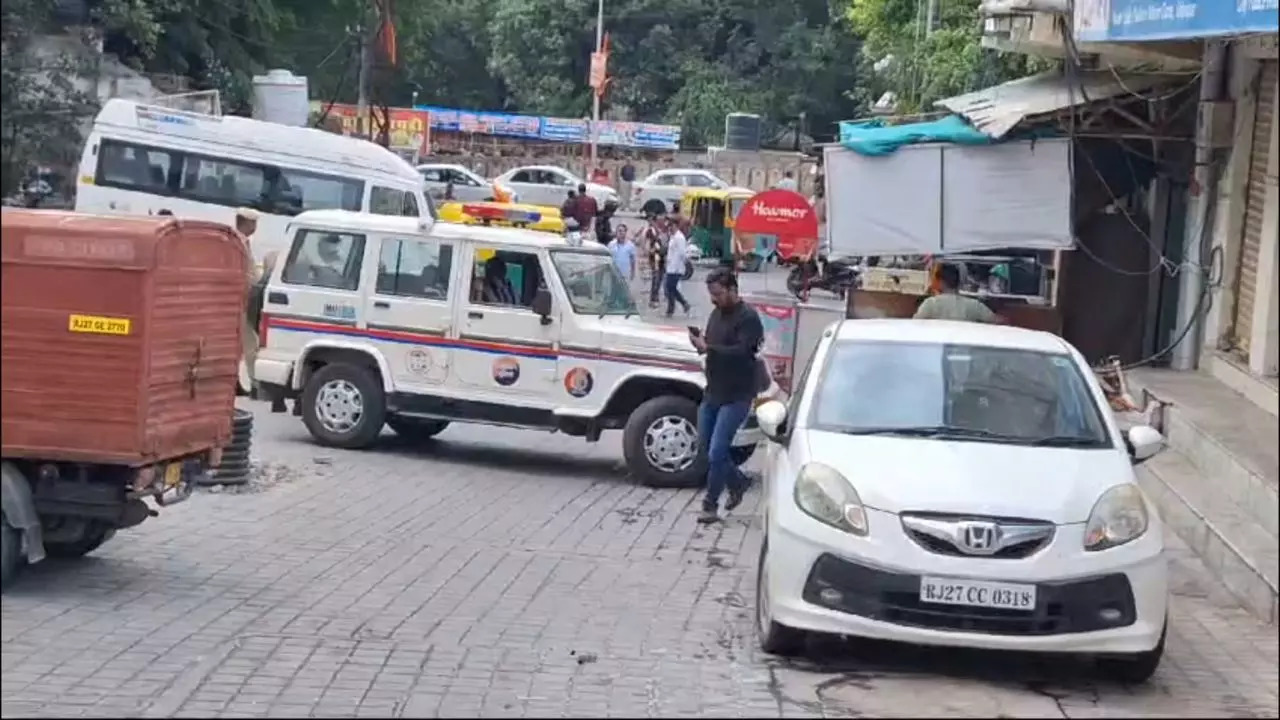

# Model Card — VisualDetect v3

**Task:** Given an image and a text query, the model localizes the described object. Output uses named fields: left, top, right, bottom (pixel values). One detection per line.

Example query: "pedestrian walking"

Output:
left=607, top=224, right=637, bottom=284
left=663, top=217, right=692, bottom=317
left=572, top=183, right=598, bottom=235
left=644, top=215, right=666, bottom=308
left=690, top=269, right=764, bottom=524
left=561, top=190, right=577, bottom=221
left=776, top=170, right=798, bottom=191
left=619, top=160, right=636, bottom=211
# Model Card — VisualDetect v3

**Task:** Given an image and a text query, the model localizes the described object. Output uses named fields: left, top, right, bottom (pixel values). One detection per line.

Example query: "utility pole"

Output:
left=589, top=0, right=604, bottom=171
left=925, top=0, right=938, bottom=37
left=355, top=22, right=372, bottom=140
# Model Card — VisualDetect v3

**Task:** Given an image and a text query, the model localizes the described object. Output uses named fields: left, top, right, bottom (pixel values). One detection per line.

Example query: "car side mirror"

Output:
left=532, top=287, right=553, bottom=324
left=1126, top=424, right=1164, bottom=465
left=756, top=400, right=789, bottom=443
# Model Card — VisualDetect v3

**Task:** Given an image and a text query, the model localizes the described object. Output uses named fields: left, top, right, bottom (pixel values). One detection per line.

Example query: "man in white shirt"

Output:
left=663, top=218, right=691, bottom=317
left=776, top=170, right=798, bottom=191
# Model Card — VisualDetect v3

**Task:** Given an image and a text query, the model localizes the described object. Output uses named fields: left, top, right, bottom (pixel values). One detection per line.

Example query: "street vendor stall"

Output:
left=733, top=189, right=819, bottom=274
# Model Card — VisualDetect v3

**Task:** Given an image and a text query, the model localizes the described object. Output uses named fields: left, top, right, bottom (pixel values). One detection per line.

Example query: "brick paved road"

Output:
left=3, top=270, right=1277, bottom=718
left=3, top=402, right=1277, bottom=719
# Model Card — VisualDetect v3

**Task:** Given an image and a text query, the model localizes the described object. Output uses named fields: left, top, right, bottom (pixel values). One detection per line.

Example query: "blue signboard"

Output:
left=415, top=106, right=542, bottom=139
left=540, top=117, right=588, bottom=143
left=1076, top=0, right=1278, bottom=42
left=417, top=105, right=682, bottom=150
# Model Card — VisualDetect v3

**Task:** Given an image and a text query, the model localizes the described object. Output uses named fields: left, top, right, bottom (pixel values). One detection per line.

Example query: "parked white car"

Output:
left=753, top=319, right=1169, bottom=683
left=417, top=163, right=516, bottom=204
left=493, top=165, right=617, bottom=208
left=631, top=168, right=738, bottom=216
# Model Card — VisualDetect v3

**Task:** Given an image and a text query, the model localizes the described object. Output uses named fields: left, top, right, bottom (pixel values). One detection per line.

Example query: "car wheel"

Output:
left=729, top=444, right=756, bottom=466
left=44, top=523, right=115, bottom=559
left=386, top=416, right=450, bottom=441
left=301, top=363, right=387, bottom=449
left=642, top=199, right=667, bottom=217
left=1096, top=620, right=1166, bottom=683
left=622, top=395, right=707, bottom=488
left=756, top=538, right=806, bottom=656
left=0, top=510, right=22, bottom=592
left=682, top=259, right=695, bottom=281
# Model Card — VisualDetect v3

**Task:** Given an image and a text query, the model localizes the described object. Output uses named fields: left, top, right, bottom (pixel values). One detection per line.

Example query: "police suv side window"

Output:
left=377, top=237, right=453, bottom=300
left=281, top=230, right=365, bottom=291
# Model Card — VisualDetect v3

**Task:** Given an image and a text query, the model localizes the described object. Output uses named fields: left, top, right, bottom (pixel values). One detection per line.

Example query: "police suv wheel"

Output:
left=301, top=363, right=386, bottom=449
left=622, top=395, right=707, bottom=488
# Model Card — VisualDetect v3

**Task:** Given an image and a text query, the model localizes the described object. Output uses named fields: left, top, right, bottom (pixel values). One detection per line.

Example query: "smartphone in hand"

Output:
left=687, top=326, right=702, bottom=337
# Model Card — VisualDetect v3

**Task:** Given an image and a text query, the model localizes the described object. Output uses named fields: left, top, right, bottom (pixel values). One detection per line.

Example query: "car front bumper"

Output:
left=764, top=508, right=1168, bottom=654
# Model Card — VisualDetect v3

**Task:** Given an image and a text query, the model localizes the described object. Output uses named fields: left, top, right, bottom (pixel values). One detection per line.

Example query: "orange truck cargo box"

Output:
left=1, top=210, right=249, bottom=466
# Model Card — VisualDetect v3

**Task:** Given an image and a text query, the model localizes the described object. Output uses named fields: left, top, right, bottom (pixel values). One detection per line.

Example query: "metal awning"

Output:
left=935, top=70, right=1187, bottom=140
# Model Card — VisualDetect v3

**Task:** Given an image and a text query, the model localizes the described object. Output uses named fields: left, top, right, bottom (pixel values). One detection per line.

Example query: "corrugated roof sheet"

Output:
left=935, top=70, right=1178, bottom=139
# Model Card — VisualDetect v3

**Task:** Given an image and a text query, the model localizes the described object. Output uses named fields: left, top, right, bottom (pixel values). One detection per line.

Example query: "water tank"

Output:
left=724, top=112, right=762, bottom=152
left=252, top=69, right=309, bottom=127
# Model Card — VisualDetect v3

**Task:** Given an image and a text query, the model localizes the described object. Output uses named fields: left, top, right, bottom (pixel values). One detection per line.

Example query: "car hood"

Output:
left=801, top=430, right=1133, bottom=524
left=590, top=316, right=700, bottom=365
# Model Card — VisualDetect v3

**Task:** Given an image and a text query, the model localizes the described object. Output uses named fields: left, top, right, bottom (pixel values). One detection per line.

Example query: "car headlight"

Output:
left=1083, top=484, right=1148, bottom=551
left=793, top=462, right=868, bottom=536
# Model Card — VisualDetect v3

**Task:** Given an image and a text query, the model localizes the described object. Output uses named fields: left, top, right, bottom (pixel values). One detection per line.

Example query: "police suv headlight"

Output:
left=1084, top=483, right=1148, bottom=551
left=794, top=462, right=868, bottom=536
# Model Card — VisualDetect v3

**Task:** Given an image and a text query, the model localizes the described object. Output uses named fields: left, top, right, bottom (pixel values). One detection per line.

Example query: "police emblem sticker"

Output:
left=564, top=367, right=594, bottom=398
left=493, top=357, right=521, bottom=386
left=407, top=348, right=434, bottom=376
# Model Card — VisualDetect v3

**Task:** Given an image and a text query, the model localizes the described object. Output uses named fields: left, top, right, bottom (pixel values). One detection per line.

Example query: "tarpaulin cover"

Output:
left=838, top=115, right=993, bottom=156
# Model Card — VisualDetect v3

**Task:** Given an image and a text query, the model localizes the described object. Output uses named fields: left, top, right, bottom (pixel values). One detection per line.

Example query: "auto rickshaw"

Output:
left=680, top=188, right=753, bottom=265
left=438, top=201, right=567, bottom=234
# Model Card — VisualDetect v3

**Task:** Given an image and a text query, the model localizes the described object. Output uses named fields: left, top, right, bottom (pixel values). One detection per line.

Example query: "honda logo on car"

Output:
left=957, top=520, right=999, bottom=554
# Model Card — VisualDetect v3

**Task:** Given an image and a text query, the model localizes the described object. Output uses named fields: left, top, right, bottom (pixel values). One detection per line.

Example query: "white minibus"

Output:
left=75, top=99, right=434, bottom=264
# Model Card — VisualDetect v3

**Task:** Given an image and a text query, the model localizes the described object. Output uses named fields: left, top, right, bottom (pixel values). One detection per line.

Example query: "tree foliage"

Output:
left=847, top=0, right=1051, bottom=115
left=1, top=0, right=1052, bottom=183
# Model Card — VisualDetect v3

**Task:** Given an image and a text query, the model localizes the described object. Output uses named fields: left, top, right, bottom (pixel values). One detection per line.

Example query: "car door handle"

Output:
left=267, top=292, right=289, bottom=305
left=468, top=310, right=484, bottom=320
left=374, top=301, right=391, bottom=309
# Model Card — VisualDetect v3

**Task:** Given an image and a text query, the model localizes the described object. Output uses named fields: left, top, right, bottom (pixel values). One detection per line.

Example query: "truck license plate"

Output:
left=919, top=576, right=1036, bottom=611
left=163, top=462, right=183, bottom=489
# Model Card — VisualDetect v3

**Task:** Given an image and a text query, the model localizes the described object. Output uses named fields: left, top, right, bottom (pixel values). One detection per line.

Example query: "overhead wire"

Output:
left=1061, top=28, right=1234, bottom=370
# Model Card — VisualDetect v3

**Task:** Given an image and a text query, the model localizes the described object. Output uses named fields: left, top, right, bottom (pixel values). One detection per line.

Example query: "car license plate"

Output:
left=163, top=462, right=183, bottom=489
left=919, top=576, right=1036, bottom=611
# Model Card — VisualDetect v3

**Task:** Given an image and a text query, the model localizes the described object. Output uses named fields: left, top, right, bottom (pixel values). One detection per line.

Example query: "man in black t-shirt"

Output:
left=690, top=269, right=763, bottom=523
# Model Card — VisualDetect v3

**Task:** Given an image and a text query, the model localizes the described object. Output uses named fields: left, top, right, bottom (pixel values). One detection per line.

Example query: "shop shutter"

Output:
left=1233, top=60, right=1277, bottom=354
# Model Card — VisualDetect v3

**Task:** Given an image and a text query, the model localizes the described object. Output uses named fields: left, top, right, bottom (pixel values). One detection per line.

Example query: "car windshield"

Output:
left=808, top=340, right=1111, bottom=448
left=550, top=250, right=639, bottom=316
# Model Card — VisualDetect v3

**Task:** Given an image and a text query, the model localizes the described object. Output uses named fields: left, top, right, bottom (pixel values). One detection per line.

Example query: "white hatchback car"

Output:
left=753, top=319, right=1169, bottom=682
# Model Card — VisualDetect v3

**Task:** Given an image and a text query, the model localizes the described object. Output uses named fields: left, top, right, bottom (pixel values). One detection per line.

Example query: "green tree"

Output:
left=847, top=0, right=1047, bottom=116
left=0, top=0, right=99, bottom=196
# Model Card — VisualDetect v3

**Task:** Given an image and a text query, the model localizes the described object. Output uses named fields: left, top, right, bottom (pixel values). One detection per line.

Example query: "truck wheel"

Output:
left=301, top=363, right=387, bottom=449
left=386, top=416, right=450, bottom=441
left=623, top=396, right=707, bottom=488
left=45, top=524, right=115, bottom=559
left=0, top=511, right=21, bottom=592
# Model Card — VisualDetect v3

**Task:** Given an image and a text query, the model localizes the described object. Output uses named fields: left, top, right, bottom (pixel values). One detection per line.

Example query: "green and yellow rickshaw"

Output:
left=680, top=188, right=753, bottom=264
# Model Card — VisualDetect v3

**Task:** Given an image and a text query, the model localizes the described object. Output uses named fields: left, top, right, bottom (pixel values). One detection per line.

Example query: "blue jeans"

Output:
left=699, top=399, right=752, bottom=511
left=664, top=273, right=688, bottom=315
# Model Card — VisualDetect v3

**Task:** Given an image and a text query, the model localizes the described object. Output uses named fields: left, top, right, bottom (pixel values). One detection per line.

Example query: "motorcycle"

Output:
left=786, top=255, right=860, bottom=301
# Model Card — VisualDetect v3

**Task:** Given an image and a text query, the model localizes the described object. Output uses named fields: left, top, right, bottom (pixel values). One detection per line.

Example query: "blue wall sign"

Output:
left=1076, top=0, right=1278, bottom=43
